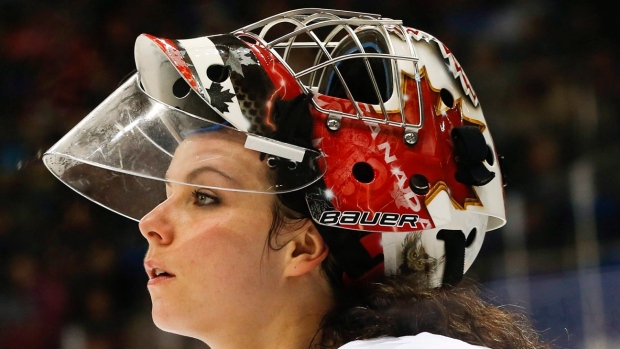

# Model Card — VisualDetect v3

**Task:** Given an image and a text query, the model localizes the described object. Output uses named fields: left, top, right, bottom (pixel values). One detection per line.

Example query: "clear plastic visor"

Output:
left=43, top=74, right=326, bottom=221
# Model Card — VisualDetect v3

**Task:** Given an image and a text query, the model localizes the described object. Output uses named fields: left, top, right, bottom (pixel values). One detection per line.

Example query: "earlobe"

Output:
left=284, top=221, right=329, bottom=277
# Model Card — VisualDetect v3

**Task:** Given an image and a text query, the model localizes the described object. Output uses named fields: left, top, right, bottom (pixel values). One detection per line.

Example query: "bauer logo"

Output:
left=318, top=211, right=420, bottom=228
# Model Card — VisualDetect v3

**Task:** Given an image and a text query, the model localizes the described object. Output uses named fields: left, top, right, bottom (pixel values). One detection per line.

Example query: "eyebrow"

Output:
left=165, top=166, right=240, bottom=187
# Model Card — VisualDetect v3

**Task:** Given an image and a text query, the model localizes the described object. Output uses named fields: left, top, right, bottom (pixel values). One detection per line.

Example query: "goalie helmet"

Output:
left=43, top=9, right=506, bottom=287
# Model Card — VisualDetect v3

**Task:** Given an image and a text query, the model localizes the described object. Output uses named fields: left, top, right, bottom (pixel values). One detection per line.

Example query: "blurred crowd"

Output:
left=1, top=1, right=618, bottom=348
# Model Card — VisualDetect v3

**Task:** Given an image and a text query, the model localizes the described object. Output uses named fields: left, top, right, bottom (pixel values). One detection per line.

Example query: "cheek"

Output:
left=182, top=209, right=273, bottom=280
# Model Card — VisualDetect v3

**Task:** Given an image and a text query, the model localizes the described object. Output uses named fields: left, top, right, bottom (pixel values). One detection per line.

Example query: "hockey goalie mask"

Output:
left=236, top=10, right=506, bottom=284
left=43, top=9, right=506, bottom=286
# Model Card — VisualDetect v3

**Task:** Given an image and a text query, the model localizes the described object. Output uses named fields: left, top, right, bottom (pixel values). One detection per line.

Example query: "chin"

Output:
left=152, top=312, right=209, bottom=345
left=151, top=301, right=184, bottom=334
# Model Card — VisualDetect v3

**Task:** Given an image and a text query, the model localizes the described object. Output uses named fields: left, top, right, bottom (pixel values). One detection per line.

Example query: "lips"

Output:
left=145, top=260, right=176, bottom=282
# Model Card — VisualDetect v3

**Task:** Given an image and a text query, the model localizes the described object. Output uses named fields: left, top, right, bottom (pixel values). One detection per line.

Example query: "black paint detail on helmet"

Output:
left=205, top=82, right=235, bottom=113
left=436, top=229, right=467, bottom=287
left=209, top=34, right=278, bottom=136
left=451, top=126, right=495, bottom=186
left=465, top=228, right=477, bottom=247
left=322, top=228, right=383, bottom=281
left=485, top=145, right=495, bottom=166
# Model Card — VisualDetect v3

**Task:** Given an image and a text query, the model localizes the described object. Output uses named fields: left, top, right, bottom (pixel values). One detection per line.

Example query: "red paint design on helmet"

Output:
left=143, top=34, right=199, bottom=90
left=311, top=72, right=483, bottom=232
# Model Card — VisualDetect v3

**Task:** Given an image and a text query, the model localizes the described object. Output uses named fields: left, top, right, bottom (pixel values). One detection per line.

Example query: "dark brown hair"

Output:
left=266, top=194, right=552, bottom=349
left=317, top=270, right=553, bottom=348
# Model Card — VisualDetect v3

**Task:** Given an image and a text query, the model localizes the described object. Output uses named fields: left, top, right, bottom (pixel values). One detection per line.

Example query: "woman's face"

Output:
left=138, top=131, right=289, bottom=338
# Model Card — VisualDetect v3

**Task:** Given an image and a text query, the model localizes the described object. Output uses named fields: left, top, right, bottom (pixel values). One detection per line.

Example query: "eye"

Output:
left=191, top=190, right=219, bottom=206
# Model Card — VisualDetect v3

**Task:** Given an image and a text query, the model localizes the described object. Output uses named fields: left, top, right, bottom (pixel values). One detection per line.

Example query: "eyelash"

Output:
left=191, top=190, right=219, bottom=206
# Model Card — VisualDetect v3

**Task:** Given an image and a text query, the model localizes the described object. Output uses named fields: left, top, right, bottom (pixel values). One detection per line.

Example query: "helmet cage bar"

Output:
left=235, top=9, right=426, bottom=132
left=238, top=8, right=384, bottom=31
left=240, top=18, right=369, bottom=118
left=335, top=22, right=390, bottom=119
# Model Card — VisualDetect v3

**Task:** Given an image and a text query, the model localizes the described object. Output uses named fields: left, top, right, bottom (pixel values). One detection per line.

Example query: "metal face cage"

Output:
left=234, top=9, right=425, bottom=143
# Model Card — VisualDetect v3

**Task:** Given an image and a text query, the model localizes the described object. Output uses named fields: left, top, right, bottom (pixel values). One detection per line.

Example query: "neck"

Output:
left=199, top=276, right=335, bottom=349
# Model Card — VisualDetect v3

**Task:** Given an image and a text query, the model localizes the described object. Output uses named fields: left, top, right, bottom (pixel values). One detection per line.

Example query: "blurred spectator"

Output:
left=0, top=253, right=67, bottom=348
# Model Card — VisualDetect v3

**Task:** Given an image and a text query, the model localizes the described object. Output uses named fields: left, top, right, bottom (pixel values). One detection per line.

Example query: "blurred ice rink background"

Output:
left=1, top=1, right=618, bottom=348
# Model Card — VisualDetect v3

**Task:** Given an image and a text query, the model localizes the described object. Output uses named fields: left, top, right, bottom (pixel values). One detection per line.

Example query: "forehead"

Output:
left=167, top=130, right=269, bottom=189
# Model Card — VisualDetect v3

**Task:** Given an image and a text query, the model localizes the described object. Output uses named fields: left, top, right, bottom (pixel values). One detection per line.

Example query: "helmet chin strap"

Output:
left=437, top=228, right=477, bottom=287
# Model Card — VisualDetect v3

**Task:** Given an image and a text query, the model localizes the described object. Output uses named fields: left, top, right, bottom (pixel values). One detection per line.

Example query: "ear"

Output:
left=283, top=220, right=329, bottom=277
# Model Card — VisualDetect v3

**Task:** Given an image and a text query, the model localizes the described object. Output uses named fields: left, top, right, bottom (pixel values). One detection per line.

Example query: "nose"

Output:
left=139, top=199, right=174, bottom=245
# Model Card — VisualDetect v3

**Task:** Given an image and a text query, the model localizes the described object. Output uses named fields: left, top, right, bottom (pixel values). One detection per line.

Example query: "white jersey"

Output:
left=338, top=332, right=489, bottom=348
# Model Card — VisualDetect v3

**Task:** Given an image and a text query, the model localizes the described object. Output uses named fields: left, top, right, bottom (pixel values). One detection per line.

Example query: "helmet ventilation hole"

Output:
left=172, top=78, right=191, bottom=98
left=352, top=162, right=374, bottom=183
left=409, top=174, right=430, bottom=195
left=207, top=64, right=231, bottom=82
left=440, top=88, right=454, bottom=108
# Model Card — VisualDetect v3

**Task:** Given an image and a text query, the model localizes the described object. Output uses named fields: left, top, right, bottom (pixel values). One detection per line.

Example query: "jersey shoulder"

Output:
left=338, top=332, right=489, bottom=349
